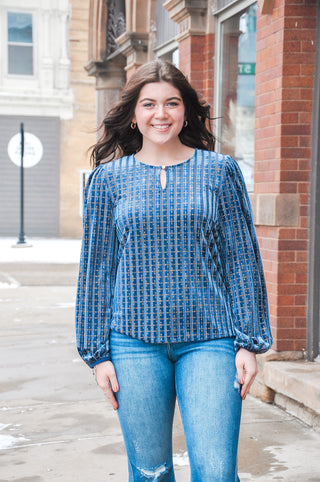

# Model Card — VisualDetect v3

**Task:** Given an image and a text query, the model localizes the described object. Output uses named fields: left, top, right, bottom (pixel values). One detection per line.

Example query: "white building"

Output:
left=0, top=0, right=95, bottom=237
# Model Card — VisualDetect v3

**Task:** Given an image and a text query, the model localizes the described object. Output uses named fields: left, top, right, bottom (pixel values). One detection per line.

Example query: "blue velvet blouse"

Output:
left=76, top=149, right=273, bottom=368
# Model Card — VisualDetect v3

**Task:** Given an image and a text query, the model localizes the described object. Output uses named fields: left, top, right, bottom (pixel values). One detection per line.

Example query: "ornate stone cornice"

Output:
left=85, top=55, right=126, bottom=88
left=85, top=58, right=126, bottom=90
left=85, top=60, right=108, bottom=77
left=116, top=31, right=149, bottom=71
left=164, top=0, right=208, bottom=41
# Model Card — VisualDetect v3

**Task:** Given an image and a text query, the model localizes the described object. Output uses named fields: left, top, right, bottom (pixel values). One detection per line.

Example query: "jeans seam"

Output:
left=166, top=343, right=174, bottom=362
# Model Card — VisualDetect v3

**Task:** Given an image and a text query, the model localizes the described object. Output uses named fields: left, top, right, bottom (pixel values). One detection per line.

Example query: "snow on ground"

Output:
left=0, top=423, right=29, bottom=450
left=0, top=238, right=81, bottom=264
left=173, top=451, right=190, bottom=466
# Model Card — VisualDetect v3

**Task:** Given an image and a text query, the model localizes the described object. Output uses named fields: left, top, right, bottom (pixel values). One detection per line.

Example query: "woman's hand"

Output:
left=235, top=348, right=258, bottom=400
left=94, top=361, right=119, bottom=410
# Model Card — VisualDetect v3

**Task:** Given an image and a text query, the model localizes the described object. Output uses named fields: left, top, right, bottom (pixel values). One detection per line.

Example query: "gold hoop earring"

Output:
left=184, top=120, right=188, bottom=128
left=131, top=122, right=136, bottom=130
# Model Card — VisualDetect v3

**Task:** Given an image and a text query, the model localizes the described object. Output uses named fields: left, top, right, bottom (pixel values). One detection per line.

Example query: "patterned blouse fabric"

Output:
left=76, top=149, right=273, bottom=368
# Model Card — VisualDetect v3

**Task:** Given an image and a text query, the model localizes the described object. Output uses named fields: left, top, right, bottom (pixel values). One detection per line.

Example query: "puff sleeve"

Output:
left=216, top=156, right=273, bottom=353
left=75, top=165, right=119, bottom=368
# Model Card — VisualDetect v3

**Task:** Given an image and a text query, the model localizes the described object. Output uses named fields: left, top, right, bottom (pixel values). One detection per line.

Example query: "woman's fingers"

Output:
left=240, top=366, right=257, bottom=400
left=103, top=384, right=119, bottom=410
left=109, top=371, right=119, bottom=393
left=94, top=361, right=119, bottom=410
left=242, top=372, right=256, bottom=399
left=235, top=348, right=258, bottom=400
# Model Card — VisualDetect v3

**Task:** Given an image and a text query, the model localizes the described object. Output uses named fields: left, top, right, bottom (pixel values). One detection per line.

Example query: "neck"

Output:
left=136, top=140, right=194, bottom=165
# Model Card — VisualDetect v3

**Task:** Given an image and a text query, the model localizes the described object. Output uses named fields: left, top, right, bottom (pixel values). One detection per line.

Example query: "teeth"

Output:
left=153, top=125, right=170, bottom=130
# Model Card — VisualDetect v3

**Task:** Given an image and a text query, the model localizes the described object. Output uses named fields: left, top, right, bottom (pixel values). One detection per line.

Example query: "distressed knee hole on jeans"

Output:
left=135, top=462, right=170, bottom=480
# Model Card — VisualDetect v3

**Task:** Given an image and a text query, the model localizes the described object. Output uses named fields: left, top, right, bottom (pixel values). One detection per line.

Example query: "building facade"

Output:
left=0, top=0, right=96, bottom=238
left=86, top=0, right=319, bottom=366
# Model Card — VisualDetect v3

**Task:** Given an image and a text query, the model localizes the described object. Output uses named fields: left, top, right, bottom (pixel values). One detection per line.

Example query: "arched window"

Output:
left=106, top=0, right=126, bottom=57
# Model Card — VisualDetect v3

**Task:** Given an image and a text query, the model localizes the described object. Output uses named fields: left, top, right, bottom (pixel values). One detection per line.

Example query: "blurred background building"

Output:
left=0, top=0, right=96, bottom=238
left=86, top=0, right=320, bottom=364
left=0, top=0, right=319, bottom=375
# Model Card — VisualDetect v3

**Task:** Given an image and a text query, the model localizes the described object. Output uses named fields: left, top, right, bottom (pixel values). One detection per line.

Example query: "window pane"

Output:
left=219, top=4, right=257, bottom=191
left=8, top=12, right=33, bottom=43
left=8, top=45, right=33, bottom=75
left=156, top=0, right=177, bottom=48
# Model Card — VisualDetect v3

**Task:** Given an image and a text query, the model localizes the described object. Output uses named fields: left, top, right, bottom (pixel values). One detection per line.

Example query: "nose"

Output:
left=155, top=104, right=167, bottom=118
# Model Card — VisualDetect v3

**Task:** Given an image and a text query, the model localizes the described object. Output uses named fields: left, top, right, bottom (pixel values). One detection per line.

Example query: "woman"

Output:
left=76, top=60, right=272, bottom=481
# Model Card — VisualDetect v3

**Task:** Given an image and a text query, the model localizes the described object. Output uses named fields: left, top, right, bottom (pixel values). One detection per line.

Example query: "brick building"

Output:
left=86, top=0, right=320, bottom=396
left=1, top=0, right=318, bottom=420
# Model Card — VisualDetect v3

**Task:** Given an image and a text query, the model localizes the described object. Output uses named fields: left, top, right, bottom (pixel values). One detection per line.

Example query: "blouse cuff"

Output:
left=234, top=329, right=272, bottom=354
left=88, top=353, right=112, bottom=369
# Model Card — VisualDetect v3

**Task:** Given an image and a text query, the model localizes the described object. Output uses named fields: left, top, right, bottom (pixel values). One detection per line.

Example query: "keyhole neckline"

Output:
left=133, top=148, right=197, bottom=169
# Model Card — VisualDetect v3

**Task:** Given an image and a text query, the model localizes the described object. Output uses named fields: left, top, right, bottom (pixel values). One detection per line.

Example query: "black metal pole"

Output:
left=17, top=122, right=26, bottom=245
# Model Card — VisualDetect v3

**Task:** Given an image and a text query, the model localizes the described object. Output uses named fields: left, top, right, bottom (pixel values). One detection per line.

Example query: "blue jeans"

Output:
left=110, top=330, right=242, bottom=481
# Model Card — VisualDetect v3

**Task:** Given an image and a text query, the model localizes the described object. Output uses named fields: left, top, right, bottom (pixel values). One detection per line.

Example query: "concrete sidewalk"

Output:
left=0, top=238, right=81, bottom=265
left=1, top=248, right=320, bottom=481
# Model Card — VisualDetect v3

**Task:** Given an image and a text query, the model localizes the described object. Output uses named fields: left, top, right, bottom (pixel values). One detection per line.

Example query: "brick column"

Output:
left=179, top=35, right=206, bottom=93
left=203, top=32, right=214, bottom=104
left=164, top=0, right=213, bottom=99
left=255, top=0, right=316, bottom=351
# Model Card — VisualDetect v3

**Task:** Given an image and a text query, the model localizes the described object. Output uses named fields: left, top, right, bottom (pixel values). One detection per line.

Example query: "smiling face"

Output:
left=132, top=81, right=186, bottom=151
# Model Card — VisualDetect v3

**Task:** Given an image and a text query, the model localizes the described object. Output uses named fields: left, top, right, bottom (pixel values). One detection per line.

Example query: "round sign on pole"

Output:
left=8, top=132, right=43, bottom=168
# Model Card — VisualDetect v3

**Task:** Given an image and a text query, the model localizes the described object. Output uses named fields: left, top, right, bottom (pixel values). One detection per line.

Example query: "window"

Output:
left=215, top=3, right=257, bottom=191
left=0, top=4, right=73, bottom=119
left=7, top=12, right=33, bottom=76
left=156, top=47, right=179, bottom=66
left=154, top=1, right=178, bottom=65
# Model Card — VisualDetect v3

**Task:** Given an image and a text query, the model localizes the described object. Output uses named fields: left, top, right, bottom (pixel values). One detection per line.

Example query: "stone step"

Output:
left=263, top=360, right=320, bottom=428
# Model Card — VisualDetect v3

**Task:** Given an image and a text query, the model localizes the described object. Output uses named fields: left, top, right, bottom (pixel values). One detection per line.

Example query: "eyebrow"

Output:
left=139, top=96, right=182, bottom=103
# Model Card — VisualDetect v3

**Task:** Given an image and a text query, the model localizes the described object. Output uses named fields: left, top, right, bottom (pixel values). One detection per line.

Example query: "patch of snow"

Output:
left=238, top=473, right=253, bottom=481
left=53, top=302, right=75, bottom=309
left=173, top=451, right=189, bottom=466
left=0, top=238, right=81, bottom=264
left=0, top=282, right=18, bottom=289
left=0, top=423, right=29, bottom=450
left=0, top=273, right=20, bottom=289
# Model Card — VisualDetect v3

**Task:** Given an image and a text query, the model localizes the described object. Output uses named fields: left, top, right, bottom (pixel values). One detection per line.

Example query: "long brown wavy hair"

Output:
left=91, top=60, right=215, bottom=168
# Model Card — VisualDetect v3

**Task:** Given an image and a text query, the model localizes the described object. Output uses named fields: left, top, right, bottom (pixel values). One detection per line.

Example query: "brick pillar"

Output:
left=164, top=0, right=212, bottom=99
left=255, top=0, right=316, bottom=351
left=179, top=35, right=206, bottom=94
left=203, top=33, right=214, bottom=104
left=178, top=32, right=214, bottom=108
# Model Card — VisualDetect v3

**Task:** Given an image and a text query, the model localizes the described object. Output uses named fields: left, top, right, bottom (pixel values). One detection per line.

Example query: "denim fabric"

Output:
left=110, top=329, right=242, bottom=482
left=76, top=149, right=273, bottom=368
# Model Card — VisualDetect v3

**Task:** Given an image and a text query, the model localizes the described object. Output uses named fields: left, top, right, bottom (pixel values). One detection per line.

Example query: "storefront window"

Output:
left=218, top=4, right=257, bottom=190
